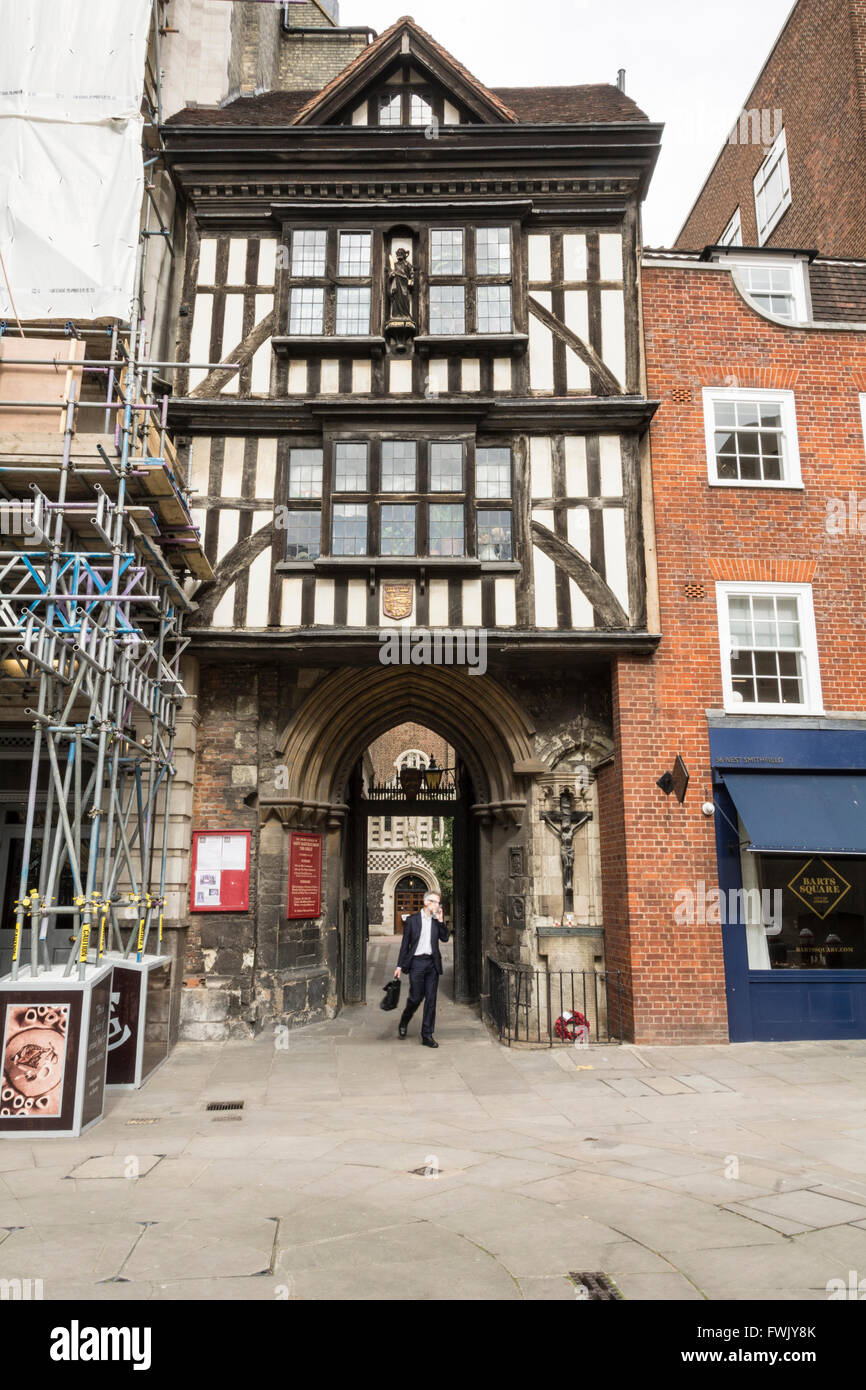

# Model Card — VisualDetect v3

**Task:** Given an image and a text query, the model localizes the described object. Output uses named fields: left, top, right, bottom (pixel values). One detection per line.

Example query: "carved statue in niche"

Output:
left=540, top=788, right=593, bottom=915
left=385, top=246, right=416, bottom=353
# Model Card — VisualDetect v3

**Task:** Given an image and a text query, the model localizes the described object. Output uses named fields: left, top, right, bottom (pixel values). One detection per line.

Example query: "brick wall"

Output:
left=277, top=33, right=368, bottom=92
left=677, top=0, right=866, bottom=257
left=602, top=261, right=866, bottom=1044
left=367, top=724, right=452, bottom=783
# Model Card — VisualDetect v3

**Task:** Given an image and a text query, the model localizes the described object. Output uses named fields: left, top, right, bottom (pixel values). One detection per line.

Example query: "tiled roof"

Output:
left=492, top=86, right=648, bottom=123
left=167, top=82, right=648, bottom=128
left=166, top=91, right=318, bottom=125
left=808, top=260, right=866, bottom=323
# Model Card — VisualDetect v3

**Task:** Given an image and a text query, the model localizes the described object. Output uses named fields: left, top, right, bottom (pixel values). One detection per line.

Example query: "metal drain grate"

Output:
left=568, top=1272, right=623, bottom=1301
left=206, top=1100, right=245, bottom=1112
left=126, top=1118, right=158, bottom=1126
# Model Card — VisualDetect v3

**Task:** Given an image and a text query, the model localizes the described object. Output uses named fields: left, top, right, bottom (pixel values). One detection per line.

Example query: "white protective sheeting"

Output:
left=0, top=0, right=151, bottom=321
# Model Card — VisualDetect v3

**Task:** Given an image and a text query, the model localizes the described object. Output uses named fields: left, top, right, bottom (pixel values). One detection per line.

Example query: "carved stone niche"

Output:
left=384, top=226, right=416, bottom=355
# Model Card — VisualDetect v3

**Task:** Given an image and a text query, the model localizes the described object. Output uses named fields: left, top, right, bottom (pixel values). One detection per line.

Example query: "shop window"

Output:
left=703, top=388, right=801, bottom=488
left=716, top=582, right=822, bottom=714
left=746, top=852, right=866, bottom=970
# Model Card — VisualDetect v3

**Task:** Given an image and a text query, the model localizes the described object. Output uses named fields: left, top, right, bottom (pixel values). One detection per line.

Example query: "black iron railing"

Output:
left=367, top=768, right=458, bottom=802
left=486, top=957, right=623, bottom=1046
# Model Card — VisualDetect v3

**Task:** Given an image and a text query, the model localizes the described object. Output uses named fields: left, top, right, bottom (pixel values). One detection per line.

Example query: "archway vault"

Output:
left=264, top=666, right=544, bottom=829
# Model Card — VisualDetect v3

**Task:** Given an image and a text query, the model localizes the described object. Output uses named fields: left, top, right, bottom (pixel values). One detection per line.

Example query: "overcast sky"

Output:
left=338, top=0, right=795, bottom=246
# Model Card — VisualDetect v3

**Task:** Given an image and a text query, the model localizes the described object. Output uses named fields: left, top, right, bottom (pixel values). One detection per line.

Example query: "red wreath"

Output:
left=555, top=1010, right=590, bottom=1041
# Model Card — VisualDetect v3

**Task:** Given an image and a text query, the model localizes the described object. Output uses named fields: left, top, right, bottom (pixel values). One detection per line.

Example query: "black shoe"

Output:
left=398, top=1023, right=408, bottom=1038
left=421, top=1037, right=439, bottom=1048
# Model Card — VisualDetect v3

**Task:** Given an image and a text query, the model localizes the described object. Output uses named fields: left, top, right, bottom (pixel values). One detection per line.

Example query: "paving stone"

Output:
left=734, top=1190, right=866, bottom=1230
left=642, top=1075, right=697, bottom=1095
left=0, top=1222, right=143, bottom=1281
left=123, top=1215, right=278, bottom=1281
left=602, top=1077, right=659, bottom=1098
left=67, top=1154, right=164, bottom=1180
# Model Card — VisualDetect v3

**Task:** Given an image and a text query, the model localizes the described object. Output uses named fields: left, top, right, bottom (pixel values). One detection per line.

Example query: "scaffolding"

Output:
left=0, top=0, right=218, bottom=987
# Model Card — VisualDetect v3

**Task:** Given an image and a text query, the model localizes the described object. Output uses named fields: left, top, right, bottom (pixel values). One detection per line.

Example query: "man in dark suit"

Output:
left=394, top=890, right=448, bottom=1048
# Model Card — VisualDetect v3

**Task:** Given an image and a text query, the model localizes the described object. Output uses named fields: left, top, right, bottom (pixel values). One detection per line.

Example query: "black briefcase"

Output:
left=380, top=978, right=401, bottom=1012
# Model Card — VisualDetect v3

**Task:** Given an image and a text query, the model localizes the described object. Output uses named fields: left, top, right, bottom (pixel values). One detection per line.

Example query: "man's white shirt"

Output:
left=417, top=912, right=433, bottom=955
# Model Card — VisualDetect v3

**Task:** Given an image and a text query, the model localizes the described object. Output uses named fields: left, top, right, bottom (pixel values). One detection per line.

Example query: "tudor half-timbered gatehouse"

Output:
left=162, top=13, right=663, bottom=1037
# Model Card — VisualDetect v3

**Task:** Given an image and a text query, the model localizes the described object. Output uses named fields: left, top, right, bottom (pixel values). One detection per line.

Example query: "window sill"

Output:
left=724, top=703, right=824, bottom=718
left=274, top=558, right=520, bottom=575
left=414, top=333, right=528, bottom=356
left=708, top=479, right=804, bottom=490
left=272, top=336, right=387, bottom=359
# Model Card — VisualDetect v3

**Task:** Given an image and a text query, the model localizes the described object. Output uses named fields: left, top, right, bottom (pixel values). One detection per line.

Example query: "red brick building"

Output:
left=600, top=247, right=866, bottom=1043
left=677, top=0, right=866, bottom=257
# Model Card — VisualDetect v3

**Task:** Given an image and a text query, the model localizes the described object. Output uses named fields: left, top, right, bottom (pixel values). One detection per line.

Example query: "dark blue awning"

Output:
left=721, top=773, right=866, bottom=855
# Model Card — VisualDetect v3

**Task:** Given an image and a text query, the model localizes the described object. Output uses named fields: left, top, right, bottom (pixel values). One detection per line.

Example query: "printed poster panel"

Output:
left=190, top=831, right=251, bottom=912
left=80, top=973, right=111, bottom=1130
left=287, top=832, right=323, bottom=920
left=141, top=961, right=171, bottom=1081
left=105, top=965, right=141, bottom=1087
left=0, top=991, right=83, bottom=1133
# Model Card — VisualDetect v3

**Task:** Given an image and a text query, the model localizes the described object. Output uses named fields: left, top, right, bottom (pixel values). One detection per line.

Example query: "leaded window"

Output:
left=381, top=504, right=416, bottom=556
left=477, top=509, right=513, bottom=561
left=291, top=230, right=327, bottom=277
left=336, top=286, right=371, bottom=335
left=289, top=449, right=323, bottom=498
left=429, top=285, right=466, bottom=335
left=285, top=510, right=321, bottom=560
left=332, top=503, right=368, bottom=557
left=427, top=226, right=513, bottom=335
left=430, top=442, right=463, bottom=492
left=381, top=440, right=417, bottom=491
left=429, top=504, right=465, bottom=557
left=288, top=288, right=324, bottom=335
left=476, top=447, right=512, bottom=499
left=334, top=442, right=368, bottom=492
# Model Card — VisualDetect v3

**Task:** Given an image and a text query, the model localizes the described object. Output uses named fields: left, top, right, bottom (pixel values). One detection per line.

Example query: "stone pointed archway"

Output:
left=260, top=665, right=545, bottom=1016
left=267, top=665, right=540, bottom=828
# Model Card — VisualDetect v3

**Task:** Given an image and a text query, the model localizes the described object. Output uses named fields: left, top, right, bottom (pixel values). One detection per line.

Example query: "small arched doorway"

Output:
left=394, top=873, right=429, bottom=934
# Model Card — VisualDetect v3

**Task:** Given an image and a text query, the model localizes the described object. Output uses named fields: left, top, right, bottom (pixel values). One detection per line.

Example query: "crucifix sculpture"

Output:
left=540, top=788, right=593, bottom=914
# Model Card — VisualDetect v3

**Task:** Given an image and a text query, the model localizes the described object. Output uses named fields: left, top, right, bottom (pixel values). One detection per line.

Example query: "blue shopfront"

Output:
left=710, top=721, right=866, bottom=1041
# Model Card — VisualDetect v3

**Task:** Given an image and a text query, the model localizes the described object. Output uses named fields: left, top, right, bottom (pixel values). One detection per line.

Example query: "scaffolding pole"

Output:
left=0, top=0, right=212, bottom=989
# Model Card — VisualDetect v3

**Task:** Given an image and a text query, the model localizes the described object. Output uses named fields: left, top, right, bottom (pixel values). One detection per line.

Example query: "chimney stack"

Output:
left=617, top=68, right=626, bottom=93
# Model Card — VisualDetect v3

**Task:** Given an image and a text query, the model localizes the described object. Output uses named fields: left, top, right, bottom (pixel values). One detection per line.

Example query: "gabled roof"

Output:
left=290, top=14, right=520, bottom=126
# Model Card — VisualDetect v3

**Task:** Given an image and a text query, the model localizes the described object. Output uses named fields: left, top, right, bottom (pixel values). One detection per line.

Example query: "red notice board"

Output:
left=190, top=830, right=251, bottom=913
left=287, top=832, right=323, bottom=920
